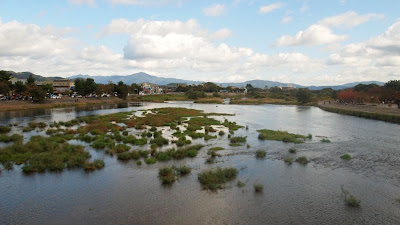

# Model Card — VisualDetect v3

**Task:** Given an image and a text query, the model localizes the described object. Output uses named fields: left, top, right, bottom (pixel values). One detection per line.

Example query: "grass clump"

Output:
left=158, top=165, right=192, bottom=184
left=150, top=136, right=169, bottom=147
left=255, top=150, right=266, bottom=159
left=0, top=126, right=11, bottom=134
left=84, top=160, right=105, bottom=171
left=254, top=183, right=264, bottom=193
left=237, top=180, right=245, bottom=188
left=283, top=157, right=293, bottom=165
left=321, top=138, right=331, bottom=143
left=198, top=167, right=238, bottom=190
left=136, top=161, right=142, bottom=166
left=288, top=148, right=297, bottom=154
left=229, top=143, right=242, bottom=147
left=218, top=131, right=225, bottom=136
left=341, top=185, right=361, bottom=207
left=340, top=154, right=352, bottom=160
left=257, top=129, right=310, bottom=144
left=296, top=156, right=309, bottom=165
left=209, top=147, right=225, bottom=151
left=230, top=136, right=247, bottom=144
left=0, top=134, right=23, bottom=144
left=145, top=157, right=157, bottom=164
left=117, top=152, right=131, bottom=161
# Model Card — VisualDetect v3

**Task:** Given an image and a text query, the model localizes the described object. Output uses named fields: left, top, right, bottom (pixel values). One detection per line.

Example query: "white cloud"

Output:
left=281, top=16, right=292, bottom=24
left=274, top=24, right=347, bottom=46
left=68, top=0, right=96, bottom=5
left=259, top=2, right=283, bottom=14
left=108, top=0, right=184, bottom=6
left=203, top=4, right=225, bottom=17
left=275, top=11, right=383, bottom=46
left=211, top=28, right=233, bottom=40
left=318, top=11, right=384, bottom=29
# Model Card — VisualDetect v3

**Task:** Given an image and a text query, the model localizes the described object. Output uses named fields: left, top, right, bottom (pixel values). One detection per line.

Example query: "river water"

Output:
left=1, top=102, right=400, bottom=224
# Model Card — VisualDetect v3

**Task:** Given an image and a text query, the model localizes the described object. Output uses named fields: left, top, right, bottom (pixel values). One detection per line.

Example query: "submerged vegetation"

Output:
left=340, top=154, right=352, bottom=160
left=198, top=167, right=238, bottom=190
left=341, top=185, right=361, bottom=207
left=255, top=150, right=266, bottom=159
left=257, top=129, right=311, bottom=144
left=158, top=165, right=192, bottom=184
left=254, top=183, right=264, bottom=193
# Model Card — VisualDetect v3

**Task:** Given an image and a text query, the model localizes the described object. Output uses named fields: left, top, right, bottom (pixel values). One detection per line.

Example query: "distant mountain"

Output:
left=2, top=70, right=385, bottom=90
left=6, top=71, right=62, bottom=81
left=69, top=72, right=202, bottom=85
left=68, top=73, right=384, bottom=90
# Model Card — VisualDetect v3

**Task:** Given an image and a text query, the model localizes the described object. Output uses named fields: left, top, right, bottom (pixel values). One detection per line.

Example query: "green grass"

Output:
left=296, top=156, right=309, bottom=165
left=257, top=129, right=310, bottom=144
left=218, top=131, right=225, bottom=136
left=158, top=165, right=192, bottom=184
left=198, top=167, right=238, bottom=190
left=237, top=180, right=245, bottom=188
left=340, top=154, right=352, bottom=160
left=145, top=157, right=157, bottom=164
left=284, top=157, right=293, bottom=165
left=150, top=136, right=169, bottom=147
left=341, top=185, right=361, bottom=207
left=175, top=165, right=191, bottom=175
left=117, top=152, right=131, bottom=160
left=209, top=147, right=225, bottom=151
left=0, top=136, right=91, bottom=173
left=136, top=160, right=142, bottom=166
left=254, top=183, right=264, bottom=193
left=229, top=143, right=242, bottom=147
left=0, top=134, right=23, bottom=144
left=84, top=159, right=105, bottom=171
left=288, top=148, right=297, bottom=154
left=255, top=150, right=266, bottom=159
left=230, top=136, right=247, bottom=144
left=0, top=126, right=11, bottom=134
left=321, top=138, right=331, bottom=143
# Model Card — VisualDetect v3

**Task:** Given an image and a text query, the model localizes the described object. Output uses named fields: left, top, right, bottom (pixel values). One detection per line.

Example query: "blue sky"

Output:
left=0, top=0, right=399, bottom=85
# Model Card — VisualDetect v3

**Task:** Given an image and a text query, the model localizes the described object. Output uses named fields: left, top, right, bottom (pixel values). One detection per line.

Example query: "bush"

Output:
left=218, top=131, right=225, bottom=136
left=255, top=150, right=266, bottom=159
left=145, top=157, right=157, bottom=164
left=198, top=167, right=238, bottom=190
left=340, top=154, right=352, bottom=160
left=0, top=126, right=11, bottom=134
left=230, top=136, right=247, bottom=144
left=117, top=152, right=131, bottom=160
left=254, top=183, right=264, bottom=193
left=296, top=156, right=309, bottom=165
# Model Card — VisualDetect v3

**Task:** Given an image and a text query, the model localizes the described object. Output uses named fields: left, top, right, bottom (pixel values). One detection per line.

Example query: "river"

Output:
left=1, top=102, right=400, bottom=224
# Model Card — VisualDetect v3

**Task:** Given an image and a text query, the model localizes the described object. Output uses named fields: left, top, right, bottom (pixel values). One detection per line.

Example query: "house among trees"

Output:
left=166, top=83, right=187, bottom=92
left=10, top=77, right=27, bottom=85
left=52, top=79, right=75, bottom=94
left=140, top=82, right=163, bottom=95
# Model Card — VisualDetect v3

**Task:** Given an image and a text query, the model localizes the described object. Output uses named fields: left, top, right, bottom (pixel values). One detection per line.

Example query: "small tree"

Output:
left=296, top=88, right=312, bottom=104
left=27, top=75, right=35, bottom=85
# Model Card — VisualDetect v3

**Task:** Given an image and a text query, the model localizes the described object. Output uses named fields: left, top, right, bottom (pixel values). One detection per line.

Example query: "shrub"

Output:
left=130, top=151, right=141, bottom=160
left=237, top=180, right=245, bottom=188
left=340, top=154, right=352, bottom=160
left=321, top=138, right=331, bottom=143
left=159, top=167, right=176, bottom=184
left=145, top=157, right=157, bottom=164
left=122, top=131, right=129, bottom=136
left=230, top=136, right=247, bottom=144
left=255, top=150, right=266, bottom=159
left=218, top=131, right=225, bottom=136
left=254, top=183, right=264, bottom=193
left=175, top=165, right=191, bottom=175
left=0, top=126, right=11, bottom=134
left=341, top=185, right=360, bottom=207
left=296, top=156, right=309, bottom=165
left=117, top=152, right=131, bottom=160
left=284, top=157, right=293, bottom=165
left=198, top=167, right=238, bottom=190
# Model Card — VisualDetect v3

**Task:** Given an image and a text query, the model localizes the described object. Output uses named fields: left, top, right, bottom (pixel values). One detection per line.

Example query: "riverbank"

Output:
left=0, top=97, right=125, bottom=112
left=318, top=102, right=400, bottom=124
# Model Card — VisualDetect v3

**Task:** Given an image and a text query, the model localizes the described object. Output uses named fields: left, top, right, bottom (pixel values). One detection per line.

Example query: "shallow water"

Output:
left=1, top=102, right=400, bottom=224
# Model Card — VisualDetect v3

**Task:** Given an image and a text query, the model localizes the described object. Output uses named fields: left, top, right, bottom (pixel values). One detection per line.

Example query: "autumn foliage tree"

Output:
left=338, top=89, right=359, bottom=102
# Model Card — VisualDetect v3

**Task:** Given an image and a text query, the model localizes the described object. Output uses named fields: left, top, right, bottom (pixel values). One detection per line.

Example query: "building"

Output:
left=166, top=83, right=187, bottom=92
left=10, top=78, right=27, bottom=85
left=282, top=84, right=296, bottom=91
left=140, top=82, right=163, bottom=95
left=52, top=79, right=75, bottom=93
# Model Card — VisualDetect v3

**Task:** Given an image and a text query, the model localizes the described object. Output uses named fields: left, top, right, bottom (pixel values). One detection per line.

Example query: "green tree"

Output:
left=30, top=86, right=46, bottom=102
left=27, top=75, right=35, bottom=85
left=384, top=80, right=400, bottom=91
left=41, top=83, right=54, bottom=94
left=296, top=88, right=313, bottom=104
left=14, top=81, right=27, bottom=95
left=114, top=81, right=129, bottom=99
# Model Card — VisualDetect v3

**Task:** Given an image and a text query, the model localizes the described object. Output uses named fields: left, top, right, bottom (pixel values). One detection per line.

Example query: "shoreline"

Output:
left=318, top=102, right=400, bottom=124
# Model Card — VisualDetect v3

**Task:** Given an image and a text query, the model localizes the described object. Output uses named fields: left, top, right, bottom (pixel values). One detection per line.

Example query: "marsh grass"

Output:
left=158, top=165, right=192, bottom=184
left=230, top=136, right=247, bottom=144
left=340, top=154, right=352, bottom=160
left=255, top=150, right=266, bottom=159
left=145, top=157, right=157, bottom=164
left=229, top=143, right=242, bottom=147
left=257, top=129, right=310, bottom=144
left=288, top=148, right=297, bottom=154
left=284, top=157, right=293, bottom=165
left=0, top=134, right=23, bottom=144
left=0, top=126, right=11, bottom=134
left=341, top=185, right=361, bottom=207
left=198, top=167, right=238, bottom=190
left=237, top=180, right=245, bottom=188
left=254, top=183, right=264, bottom=193
left=321, top=138, right=331, bottom=143
left=296, top=156, right=309, bottom=165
